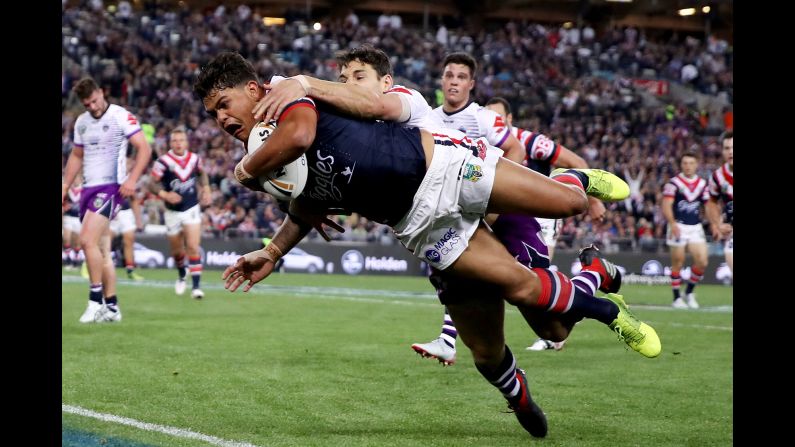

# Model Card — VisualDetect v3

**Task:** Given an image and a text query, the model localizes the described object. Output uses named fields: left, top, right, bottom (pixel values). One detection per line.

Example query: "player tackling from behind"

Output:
left=62, top=77, right=152, bottom=323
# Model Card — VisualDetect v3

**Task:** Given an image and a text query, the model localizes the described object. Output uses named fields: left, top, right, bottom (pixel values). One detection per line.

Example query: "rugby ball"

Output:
left=246, top=121, right=308, bottom=201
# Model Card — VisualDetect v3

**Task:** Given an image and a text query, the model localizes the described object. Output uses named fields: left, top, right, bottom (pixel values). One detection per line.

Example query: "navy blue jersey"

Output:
left=662, top=174, right=709, bottom=225
left=284, top=99, right=426, bottom=225
left=150, top=150, right=202, bottom=212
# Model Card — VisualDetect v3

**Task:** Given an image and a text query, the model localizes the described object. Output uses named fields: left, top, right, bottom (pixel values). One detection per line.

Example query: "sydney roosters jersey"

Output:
left=150, top=150, right=202, bottom=212
left=72, top=104, right=142, bottom=187
left=708, top=163, right=733, bottom=226
left=65, top=186, right=82, bottom=217
left=511, top=127, right=561, bottom=176
left=280, top=98, right=426, bottom=226
left=663, top=174, right=709, bottom=225
left=385, top=85, right=444, bottom=130
left=431, top=102, right=510, bottom=148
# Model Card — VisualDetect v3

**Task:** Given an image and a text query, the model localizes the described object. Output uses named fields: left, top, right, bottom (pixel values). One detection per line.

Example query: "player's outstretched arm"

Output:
left=222, top=214, right=313, bottom=292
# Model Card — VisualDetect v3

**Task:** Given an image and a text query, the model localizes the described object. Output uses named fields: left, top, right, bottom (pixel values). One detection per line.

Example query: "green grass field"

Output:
left=62, top=268, right=732, bottom=447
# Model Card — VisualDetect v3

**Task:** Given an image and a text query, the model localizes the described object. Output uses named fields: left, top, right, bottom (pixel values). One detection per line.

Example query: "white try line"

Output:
left=62, top=404, right=262, bottom=447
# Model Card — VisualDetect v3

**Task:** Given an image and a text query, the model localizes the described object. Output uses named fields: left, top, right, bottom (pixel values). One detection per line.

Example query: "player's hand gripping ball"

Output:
left=245, top=121, right=308, bottom=201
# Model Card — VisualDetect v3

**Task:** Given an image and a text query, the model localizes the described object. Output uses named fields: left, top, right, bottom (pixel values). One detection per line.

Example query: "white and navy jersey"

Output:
left=708, top=163, right=733, bottom=226
left=431, top=102, right=510, bottom=148
left=663, top=174, right=709, bottom=225
left=72, top=104, right=142, bottom=187
left=65, top=186, right=82, bottom=217
left=385, top=85, right=444, bottom=130
left=150, top=150, right=203, bottom=212
left=283, top=98, right=426, bottom=226
left=512, top=127, right=560, bottom=176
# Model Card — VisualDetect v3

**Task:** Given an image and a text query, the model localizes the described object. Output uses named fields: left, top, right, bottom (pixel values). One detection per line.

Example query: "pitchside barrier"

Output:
left=128, top=236, right=733, bottom=285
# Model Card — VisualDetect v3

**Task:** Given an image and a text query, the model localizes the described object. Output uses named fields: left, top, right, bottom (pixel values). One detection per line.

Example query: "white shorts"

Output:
left=536, top=217, right=562, bottom=247
left=164, top=204, right=202, bottom=236
left=393, top=141, right=502, bottom=270
left=666, top=222, right=706, bottom=247
left=63, top=215, right=82, bottom=234
left=110, top=208, right=136, bottom=234
left=724, top=232, right=733, bottom=254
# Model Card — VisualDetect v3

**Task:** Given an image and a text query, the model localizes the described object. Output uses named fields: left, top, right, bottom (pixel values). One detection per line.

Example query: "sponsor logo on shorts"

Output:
left=425, top=249, right=441, bottom=263
left=463, top=163, right=483, bottom=182
left=93, top=193, right=106, bottom=209
left=431, top=228, right=462, bottom=258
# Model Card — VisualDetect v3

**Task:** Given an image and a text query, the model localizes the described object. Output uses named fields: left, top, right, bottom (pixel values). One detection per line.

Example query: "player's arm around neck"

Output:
left=243, top=105, right=317, bottom=178
left=257, top=75, right=407, bottom=123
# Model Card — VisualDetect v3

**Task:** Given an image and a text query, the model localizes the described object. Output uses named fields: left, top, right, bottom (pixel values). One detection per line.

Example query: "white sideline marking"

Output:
left=62, top=404, right=261, bottom=447
left=649, top=321, right=733, bottom=331
left=61, top=275, right=733, bottom=313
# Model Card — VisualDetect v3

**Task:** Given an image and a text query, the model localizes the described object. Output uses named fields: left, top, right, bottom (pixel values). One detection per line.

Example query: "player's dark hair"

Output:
left=337, top=44, right=393, bottom=77
left=679, top=151, right=699, bottom=164
left=720, top=130, right=733, bottom=142
left=194, top=52, right=259, bottom=100
left=73, top=78, right=101, bottom=100
left=486, top=97, right=512, bottom=116
left=443, top=52, right=477, bottom=79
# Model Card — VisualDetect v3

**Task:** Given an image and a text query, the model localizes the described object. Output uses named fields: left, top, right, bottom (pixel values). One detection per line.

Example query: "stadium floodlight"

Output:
left=605, top=0, right=633, bottom=3
left=702, top=6, right=711, bottom=13
left=313, top=22, right=322, bottom=31
left=678, top=8, right=697, bottom=16
left=263, top=17, right=286, bottom=26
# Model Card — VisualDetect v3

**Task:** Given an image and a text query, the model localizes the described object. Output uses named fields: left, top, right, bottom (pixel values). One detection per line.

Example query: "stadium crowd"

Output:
left=61, top=1, right=732, bottom=251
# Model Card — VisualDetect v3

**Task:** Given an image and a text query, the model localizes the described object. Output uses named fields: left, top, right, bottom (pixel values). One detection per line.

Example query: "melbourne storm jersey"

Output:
left=282, top=99, right=427, bottom=225
left=150, top=150, right=202, bottom=212
left=73, top=104, right=142, bottom=187
left=431, top=102, right=510, bottom=148
left=663, top=174, right=709, bottom=225
left=708, top=163, right=733, bottom=226
left=512, top=127, right=560, bottom=176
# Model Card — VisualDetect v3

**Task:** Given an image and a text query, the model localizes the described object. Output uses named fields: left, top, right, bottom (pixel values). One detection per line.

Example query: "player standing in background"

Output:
left=662, top=152, right=710, bottom=309
left=62, top=77, right=152, bottom=323
left=706, top=131, right=733, bottom=274
left=148, top=127, right=211, bottom=299
left=63, top=174, right=84, bottom=271
left=110, top=156, right=146, bottom=281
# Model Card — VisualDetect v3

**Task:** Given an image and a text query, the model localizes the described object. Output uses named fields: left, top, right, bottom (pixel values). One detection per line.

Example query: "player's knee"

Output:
left=502, top=267, right=541, bottom=307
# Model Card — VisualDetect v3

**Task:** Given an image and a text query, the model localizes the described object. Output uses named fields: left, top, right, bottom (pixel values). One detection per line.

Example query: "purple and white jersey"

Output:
left=431, top=102, right=510, bottom=148
left=72, top=104, right=142, bottom=187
